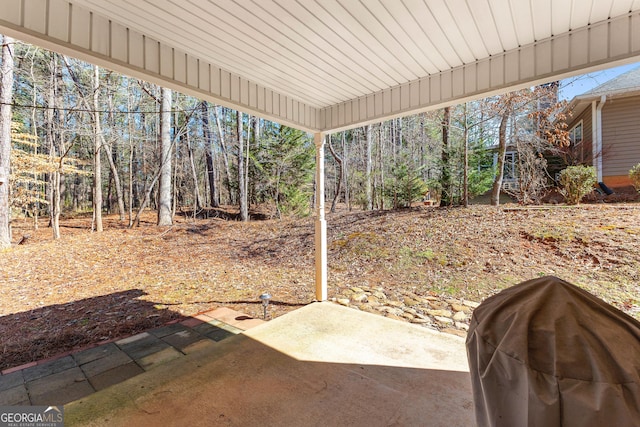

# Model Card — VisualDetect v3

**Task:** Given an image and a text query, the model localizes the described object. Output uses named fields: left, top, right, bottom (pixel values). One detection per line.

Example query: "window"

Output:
left=569, top=121, right=583, bottom=145
left=503, top=151, right=518, bottom=181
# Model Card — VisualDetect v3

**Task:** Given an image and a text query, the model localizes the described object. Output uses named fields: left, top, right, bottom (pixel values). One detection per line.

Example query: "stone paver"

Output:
left=138, top=347, right=182, bottom=370
left=27, top=367, right=94, bottom=405
left=30, top=380, right=94, bottom=406
left=22, top=355, right=76, bottom=382
left=116, top=332, right=172, bottom=360
left=160, top=329, right=207, bottom=351
left=0, top=384, right=29, bottom=405
left=73, top=342, right=122, bottom=365
left=148, top=323, right=189, bottom=338
left=88, top=362, right=145, bottom=391
left=0, top=308, right=264, bottom=406
left=79, top=348, right=133, bottom=378
left=0, top=370, right=23, bottom=392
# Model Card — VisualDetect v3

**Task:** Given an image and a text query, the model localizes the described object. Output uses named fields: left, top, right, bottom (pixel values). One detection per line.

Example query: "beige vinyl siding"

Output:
left=601, top=96, right=640, bottom=177
left=567, top=106, right=593, bottom=164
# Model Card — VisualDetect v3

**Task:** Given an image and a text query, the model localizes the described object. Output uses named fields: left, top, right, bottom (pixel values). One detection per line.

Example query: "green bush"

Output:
left=629, top=163, right=640, bottom=191
left=558, top=165, right=597, bottom=205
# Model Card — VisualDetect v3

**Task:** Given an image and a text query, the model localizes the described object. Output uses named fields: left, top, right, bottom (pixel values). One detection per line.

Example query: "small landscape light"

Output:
left=259, top=292, right=272, bottom=319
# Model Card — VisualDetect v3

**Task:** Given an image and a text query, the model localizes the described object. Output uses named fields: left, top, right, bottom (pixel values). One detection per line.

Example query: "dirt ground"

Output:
left=1, top=202, right=639, bottom=371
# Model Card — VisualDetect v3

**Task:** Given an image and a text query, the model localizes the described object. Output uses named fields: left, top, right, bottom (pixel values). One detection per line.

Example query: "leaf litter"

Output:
left=1, top=204, right=639, bottom=371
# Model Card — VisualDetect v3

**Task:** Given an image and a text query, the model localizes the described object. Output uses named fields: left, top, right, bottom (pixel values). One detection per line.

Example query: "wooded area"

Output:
left=0, top=37, right=570, bottom=247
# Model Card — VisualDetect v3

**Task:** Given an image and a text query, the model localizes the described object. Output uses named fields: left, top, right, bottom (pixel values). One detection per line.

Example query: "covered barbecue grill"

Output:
left=466, top=276, right=640, bottom=427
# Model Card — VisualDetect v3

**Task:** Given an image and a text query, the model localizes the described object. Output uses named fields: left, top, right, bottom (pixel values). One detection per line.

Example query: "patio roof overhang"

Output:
left=2, top=1, right=640, bottom=134
left=3, top=0, right=640, bottom=300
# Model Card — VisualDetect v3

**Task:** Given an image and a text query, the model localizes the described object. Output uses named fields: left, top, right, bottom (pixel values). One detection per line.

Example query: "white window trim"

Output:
left=569, top=120, right=584, bottom=145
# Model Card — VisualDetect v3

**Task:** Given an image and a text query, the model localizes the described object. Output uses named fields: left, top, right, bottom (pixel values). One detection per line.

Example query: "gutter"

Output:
left=594, top=95, right=606, bottom=182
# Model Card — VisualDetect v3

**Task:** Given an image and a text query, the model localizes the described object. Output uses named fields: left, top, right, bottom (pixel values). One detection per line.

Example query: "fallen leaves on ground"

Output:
left=1, top=203, right=639, bottom=371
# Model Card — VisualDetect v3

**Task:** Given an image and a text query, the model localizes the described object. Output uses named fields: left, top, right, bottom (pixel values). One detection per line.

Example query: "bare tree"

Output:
left=365, top=124, right=372, bottom=210
left=92, top=65, right=103, bottom=231
left=327, top=134, right=343, bottom=213
left=0, top=35, right=14, bottom=248
left=491, top=101, right=511, bottom=206
left=212, top=105, right=232, bottom=203
left=440, top=106, right=452, bottom=206
left=201, top=102, right=218, bottom=207
left=237, top=111, right=248, bottom=221
left=157, top=87, right=172, bottom=225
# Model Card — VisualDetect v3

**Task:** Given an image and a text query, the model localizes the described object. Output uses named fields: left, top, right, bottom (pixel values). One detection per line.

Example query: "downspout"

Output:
left=314, top=132, right=328, bottom=301
left=595, top=95, right=606, bottom=182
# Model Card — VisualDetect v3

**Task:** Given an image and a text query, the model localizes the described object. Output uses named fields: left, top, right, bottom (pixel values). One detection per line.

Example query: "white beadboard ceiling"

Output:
left=3, top=0, right=640, bottom=131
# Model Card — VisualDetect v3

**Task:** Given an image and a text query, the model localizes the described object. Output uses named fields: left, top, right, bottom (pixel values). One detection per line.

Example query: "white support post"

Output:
left=314, top=132, right=328, bottom=301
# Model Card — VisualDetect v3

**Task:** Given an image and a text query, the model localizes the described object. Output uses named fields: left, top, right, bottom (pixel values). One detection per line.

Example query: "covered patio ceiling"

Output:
left=2, top=0, right=640, bottom=134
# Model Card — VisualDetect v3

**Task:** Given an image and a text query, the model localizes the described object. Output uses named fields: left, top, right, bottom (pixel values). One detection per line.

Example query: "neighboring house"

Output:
left=564, top=66, right=640, bottom=188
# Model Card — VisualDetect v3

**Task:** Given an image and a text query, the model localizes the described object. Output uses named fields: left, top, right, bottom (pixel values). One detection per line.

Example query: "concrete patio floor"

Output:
left=64, top=302, right=474, bottom=426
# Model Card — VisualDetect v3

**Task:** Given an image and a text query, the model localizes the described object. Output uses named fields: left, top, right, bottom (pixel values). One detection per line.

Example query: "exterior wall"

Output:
left=549, top=105, right=593, bottom=180
left=601, top=96, right=640, bottom=186
left=568, top=107, right=594, bottom=164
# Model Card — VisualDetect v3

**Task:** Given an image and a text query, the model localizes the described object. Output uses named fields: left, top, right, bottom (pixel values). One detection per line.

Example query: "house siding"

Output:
left=553, top=105, right=593, bottom=179
left=572, top=107, right=593, bottom=164
left=602, top=96, right=640, bottom=180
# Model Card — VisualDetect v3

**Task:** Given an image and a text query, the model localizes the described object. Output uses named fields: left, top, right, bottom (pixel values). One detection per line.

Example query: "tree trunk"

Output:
left=440, top=106, right=451, bottom=206
left=491, top=108, right=510, bottom=206
left=245, top=116, right=251, bottom=206
left=341, top=132, right=350, bottom=210
left=213, top=106, right=232, bottom=203
left=0, top=36, right=14, bottom=248
left=201, top=102, right=218, bottom=207
left=186, top=131, right=203, bottom=211
left=103, top=87, right=126, bottom=220
left=157, top=87, right=173, bottom=225
left=378, top=124, right=384, bottom=210
left=46, top=53, right=61, bottom=239
left=365, top=124, right=372, bottom=210
left=92, top=65, right=104, bottom=232
left=237, top=111, right=248, bottom=221
left=463, top=103, right=469, bottom=208
left=327, top=134, right=343, bottom=213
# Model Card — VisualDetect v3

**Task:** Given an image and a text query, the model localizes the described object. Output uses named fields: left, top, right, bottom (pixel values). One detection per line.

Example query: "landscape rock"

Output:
left=372, top=291, right=387, bottom=300
left=403, top=297, right=420, bottom=307
left=401, top=312, right=415, bottom=320
left=452, top=311, right=467, bottom=322
left=426, top=309, right=452, bottom=318
left=451, top=303, right=471, bottom=313
left=434, top=316, right=454, bottom=325
left=455, top=322, right=469, bottom=331
left=367, top=296, right=381, bottom=306
left=333, top=287, right=480, bottom=336
left=428, top=301, right=448, bottom=310
left=386, top=300, right=404, bottom=308
left=352, top=293, right=368, bottom=303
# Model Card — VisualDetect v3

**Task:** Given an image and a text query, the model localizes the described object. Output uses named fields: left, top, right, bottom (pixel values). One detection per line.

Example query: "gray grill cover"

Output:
left=466, top=276, right=640, bottom=427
